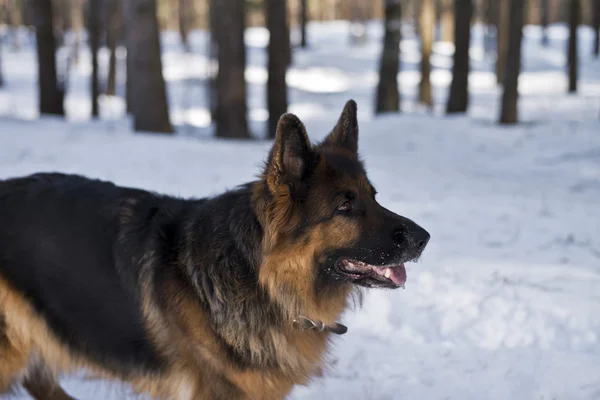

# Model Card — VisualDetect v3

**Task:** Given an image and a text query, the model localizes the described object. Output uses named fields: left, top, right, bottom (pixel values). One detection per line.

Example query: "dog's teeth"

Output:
left=384, top=268, right=391, bottom=279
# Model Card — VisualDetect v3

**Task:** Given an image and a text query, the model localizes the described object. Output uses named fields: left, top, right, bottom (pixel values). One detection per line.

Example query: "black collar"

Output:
left=293, top=316, right=348, bottom=335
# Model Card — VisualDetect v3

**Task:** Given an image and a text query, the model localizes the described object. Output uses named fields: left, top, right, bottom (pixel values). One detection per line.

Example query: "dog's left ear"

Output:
left=265, top=113, right=314, bottom=191
left=321, top=99, right=358, bottom=154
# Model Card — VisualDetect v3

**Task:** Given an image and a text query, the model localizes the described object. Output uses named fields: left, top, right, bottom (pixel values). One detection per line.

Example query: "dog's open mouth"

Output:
left=338, top=258, right=407, bottom=288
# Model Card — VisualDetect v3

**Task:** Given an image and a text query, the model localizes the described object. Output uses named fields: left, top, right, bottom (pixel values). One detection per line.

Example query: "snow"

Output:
left=1, top=20, right=600, bottom=400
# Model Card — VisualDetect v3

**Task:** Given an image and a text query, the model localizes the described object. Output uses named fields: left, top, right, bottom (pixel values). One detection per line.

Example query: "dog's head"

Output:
left=255, top=100, right=429, bottom=314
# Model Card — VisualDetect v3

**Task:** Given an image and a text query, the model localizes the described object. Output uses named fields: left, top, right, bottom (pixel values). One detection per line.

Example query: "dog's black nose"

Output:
left=413, top=227, right=430, bottom=252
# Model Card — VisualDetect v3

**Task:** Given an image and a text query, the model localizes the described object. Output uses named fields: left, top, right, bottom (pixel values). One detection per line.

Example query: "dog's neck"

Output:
left=178, top=184, right=354, bottom=373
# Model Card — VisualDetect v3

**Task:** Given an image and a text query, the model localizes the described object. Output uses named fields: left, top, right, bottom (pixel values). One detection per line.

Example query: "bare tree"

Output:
left=499, top=0, right=525, bottom=124
left=179, top=0, right=190, bottom=51
left=106, top=0, right=121, bottom=96
left=300, top=0, right=308, bottom=48
left=446, top=0, right=472, bottom=113
left=266, top=0, right=289, bottom=138
left=419, top=0, right=434, bottom=107
left=412, top=0, right=420, bottom=36
left=540, top=0, right=549, bottom=46
left=568, top=0, right=579, bottom=93
left=439, top=0, right=454, bottom=42
left=208, top=0, right=218, bottom=121
left=125, top=0, right=173, bottom=133
left=482, top=0, right=496, bottom=57
left=592, top=0, right=599, bottom=57
left=88, top=0, right=101, bottom=118
left=375, top=0, right=401, bottom=113
left=126, top=36, right=133, bottom=114
left=214, top=0, right=249, bottom=138
left=71, top=0, right=83, bottom=64
left=496, top=0, right=510, bottom=84
left=33, top=0, right=64, bottom=116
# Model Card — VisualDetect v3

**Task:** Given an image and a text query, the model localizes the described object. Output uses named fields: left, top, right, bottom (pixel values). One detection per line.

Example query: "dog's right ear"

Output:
left=265, top=113, right=315, bottom=192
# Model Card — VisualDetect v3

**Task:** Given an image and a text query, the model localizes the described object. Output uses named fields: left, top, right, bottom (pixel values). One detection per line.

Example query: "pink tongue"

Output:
left=388, top=264, right=407, bottom=286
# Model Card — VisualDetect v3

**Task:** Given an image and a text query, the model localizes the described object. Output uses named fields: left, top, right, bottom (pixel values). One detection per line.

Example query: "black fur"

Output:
left=0, top=173, right=164, bottom=374
left=0, top=173, right=284, bottom=374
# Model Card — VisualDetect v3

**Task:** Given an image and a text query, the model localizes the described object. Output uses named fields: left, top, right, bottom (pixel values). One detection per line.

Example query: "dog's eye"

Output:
left=337, top=200, right=353, bottom=212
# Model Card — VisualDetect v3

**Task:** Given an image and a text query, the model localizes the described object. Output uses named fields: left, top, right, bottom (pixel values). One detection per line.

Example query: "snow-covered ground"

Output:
left=1, top=20, right=600, bottom=400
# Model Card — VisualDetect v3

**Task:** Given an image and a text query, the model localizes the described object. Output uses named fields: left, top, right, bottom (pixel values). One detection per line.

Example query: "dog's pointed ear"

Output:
left=321, top=99, right=358, bottom=153
left=265, top=113, right=314, bottom=190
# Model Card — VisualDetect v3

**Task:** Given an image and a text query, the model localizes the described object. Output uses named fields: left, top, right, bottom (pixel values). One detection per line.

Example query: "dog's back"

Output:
left=0, top=173, right=163, bottom=389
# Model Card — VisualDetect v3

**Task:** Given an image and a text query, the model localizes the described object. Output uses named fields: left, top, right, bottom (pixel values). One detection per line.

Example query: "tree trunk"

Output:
left=179, top=0, right=190, bottom=51
left=482, top=0, right=495, bottom=57
left=126, top=41, right=133, bottom=113
left=496, top=0, right=510, bottom=85
left=88, top=0, right=101, bottom=118
left=125, top=0, right=173, bottom=133
left=71, top=0, right=83, bottom=64
left=106, top=0, right=121, bottom=96
left=592, top=0, right=599, bottom=57
left=499, top=0, right=525, bottom=124
left=440, top=0, right=454, bottom=42
left=266, top=0, right=289, bottom=139
left=446, top=0, right=472, bottom=113
left=300, top=0, right=308, bottom=48
left=419, top=0, right=434, bottom=107
left=33, top=0, right=64, bottom=116
left=413, top=0, right=420, bottom=36
left=568, top=0, right=579, bottom=93
left=375, top=0, right=401, bottom=114
left=214, top=0, right=249, bottom=138
left=208, top=0, right=218, bottom=122
left=540, top=0, right=549, bottom=46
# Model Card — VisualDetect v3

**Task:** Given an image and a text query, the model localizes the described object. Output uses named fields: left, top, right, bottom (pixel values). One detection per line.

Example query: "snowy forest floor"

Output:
left=1, top=21, right=600, bottom=400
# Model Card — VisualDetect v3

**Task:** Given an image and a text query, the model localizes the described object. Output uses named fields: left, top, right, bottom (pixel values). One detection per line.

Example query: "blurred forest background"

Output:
left=0, top=0, right=598, bottom=138
left=1, top=3, right=600, bottom=398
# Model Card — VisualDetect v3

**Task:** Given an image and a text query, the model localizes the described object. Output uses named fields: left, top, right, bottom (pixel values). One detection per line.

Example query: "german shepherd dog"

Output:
left=0, top=100, right=429, bottom=400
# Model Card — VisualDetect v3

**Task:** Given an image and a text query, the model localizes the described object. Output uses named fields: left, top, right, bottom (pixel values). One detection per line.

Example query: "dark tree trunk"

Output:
left=375, top=0, right=401, bottom=114
left=33, top=0, right=64, bottom=116
left=540, top=0, right=549, bottom=46
left=300, top=0, right=308, bottom=48
left=71, top=0, right=83, bottom=64
left=568, top=0, right=579, bottom=93
left=266, top=0, right=289, bottom=139
left=208, top=0, right=219, bottom=122
left=88, top=0, right=101, bottom=118
left=106, top=0, right=121, bottom=96
left=125, top=0, right=173, bottom=133
left=419, top=0, right=434, bottom=107
left=179, top=0, right=190, bottom=51
left=413, top=0, right=420, bottom=36
left=496, top=0, right=510, bottom=84
left=126, top=46, right=132, bottom=113
left=592, top=0, right=599, bottom=56
left=499, top=0, right=525, bottom=124
left=446, top=0, right=472, bottom=114
left=214, top=0, right=249, bottom=138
